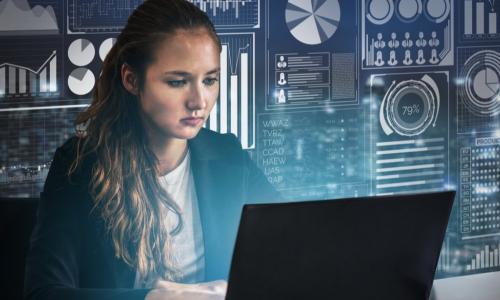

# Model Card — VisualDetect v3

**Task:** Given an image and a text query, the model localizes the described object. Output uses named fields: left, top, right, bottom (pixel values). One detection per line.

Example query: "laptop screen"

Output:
left=226, top=191, right=455, bottom=300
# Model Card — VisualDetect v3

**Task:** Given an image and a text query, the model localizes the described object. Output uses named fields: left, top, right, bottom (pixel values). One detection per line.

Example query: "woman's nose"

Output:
left=187, top=84, right=207, bottom=111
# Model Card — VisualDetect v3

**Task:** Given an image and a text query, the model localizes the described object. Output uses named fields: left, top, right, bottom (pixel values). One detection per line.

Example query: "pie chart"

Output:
left=68, top=68, right=95, bottom=95
left=460, top=50, right=500, bottom=116
left=99, top=38, right=116, bottom=61
left=473, top=67, right=500, bottom=100
left=285, top=0, right=341, bottom=45
left=68, top=39, right=95, bottom=66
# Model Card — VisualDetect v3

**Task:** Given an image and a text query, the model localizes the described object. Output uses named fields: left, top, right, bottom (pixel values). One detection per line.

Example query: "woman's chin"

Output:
left=173, top=127, right=203, bottom=140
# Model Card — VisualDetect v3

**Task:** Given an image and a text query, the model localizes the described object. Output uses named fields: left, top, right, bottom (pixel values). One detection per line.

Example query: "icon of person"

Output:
left=374, top=32, right=386, bottom=49
left=388, top=32, right=399, bottom=49
left=428, top=31, right=439, bottom=48
left=416, top=32, right=427, bottom=48
left=402, top=32, right=413, bottom=48
left=277, top=89, right=286, bottom=103
left=277, top=55, right=287, bottom=69
left=278, top=72, right=287, bottom=85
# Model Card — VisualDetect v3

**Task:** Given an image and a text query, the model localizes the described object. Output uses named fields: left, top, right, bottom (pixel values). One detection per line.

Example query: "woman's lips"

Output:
left=181, top=117, right=204, bottom=126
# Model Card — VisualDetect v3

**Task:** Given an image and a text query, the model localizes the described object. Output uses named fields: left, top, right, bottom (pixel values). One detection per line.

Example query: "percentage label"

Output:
left=402, top=104, right=420, bottom=116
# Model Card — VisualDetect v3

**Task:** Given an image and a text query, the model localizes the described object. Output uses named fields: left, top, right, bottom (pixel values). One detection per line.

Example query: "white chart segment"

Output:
left=241, top=52, right=249, bottom=149
left=18, top=69, right=26, bottom=93
left=40, top=68, right=48, bottom=93
left=231, top=74, right=238, bottom=136
left=490, top=12, right=497, bottom=34
left=49, top=55, right=56, bottom=92
left=209, top=102, right=218, bottom=131
left=9, top=67, right=15, bottom=93
left=465, top=0, right=473, bottom=35
left=478, top=1, right=485, bottom=34
left=220, top=45, right=228, bottom=134
left=290, top=16, right=321, bottom=45
left=0, top=67, right=5, bottom=95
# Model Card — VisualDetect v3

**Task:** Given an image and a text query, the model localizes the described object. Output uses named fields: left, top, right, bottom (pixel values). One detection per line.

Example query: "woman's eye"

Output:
left=203, top=77, right=218, bottom=86
left=166, top=80, right=186, bottom=87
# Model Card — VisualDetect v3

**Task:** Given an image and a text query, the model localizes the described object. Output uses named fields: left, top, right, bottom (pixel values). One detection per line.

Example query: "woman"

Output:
left=23, top=0, right=280, bottom=299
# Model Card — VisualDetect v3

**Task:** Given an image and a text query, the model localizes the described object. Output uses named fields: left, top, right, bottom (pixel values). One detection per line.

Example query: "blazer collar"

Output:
left=188, top=128, right=226, bottom=161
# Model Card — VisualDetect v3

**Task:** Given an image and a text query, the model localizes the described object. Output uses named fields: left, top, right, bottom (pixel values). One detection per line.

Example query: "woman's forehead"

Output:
left=151, top=29, right=220, bottom=72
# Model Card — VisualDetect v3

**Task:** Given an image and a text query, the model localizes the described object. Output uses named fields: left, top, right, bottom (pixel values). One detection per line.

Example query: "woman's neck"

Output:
left=149, top=136, right=188, bottom=176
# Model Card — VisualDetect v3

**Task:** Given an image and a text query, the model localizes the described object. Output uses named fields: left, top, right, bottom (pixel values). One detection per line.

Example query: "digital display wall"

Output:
left=1, top=0, right=499, bottom=281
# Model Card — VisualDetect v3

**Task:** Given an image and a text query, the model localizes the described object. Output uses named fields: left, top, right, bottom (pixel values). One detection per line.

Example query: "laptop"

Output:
left=225, top=191, right=455, bottom=300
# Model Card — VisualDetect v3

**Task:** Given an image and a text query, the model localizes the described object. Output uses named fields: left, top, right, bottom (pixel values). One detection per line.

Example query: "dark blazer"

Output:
left=24, top=128, right=281, bottom=300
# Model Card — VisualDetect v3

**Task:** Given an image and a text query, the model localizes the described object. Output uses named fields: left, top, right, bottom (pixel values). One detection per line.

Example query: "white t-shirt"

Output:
left=134, top=150, right=205, bottom=288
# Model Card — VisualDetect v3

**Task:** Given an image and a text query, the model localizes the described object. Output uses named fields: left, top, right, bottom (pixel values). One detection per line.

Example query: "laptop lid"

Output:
left=226, top=191, right=455, bottom=300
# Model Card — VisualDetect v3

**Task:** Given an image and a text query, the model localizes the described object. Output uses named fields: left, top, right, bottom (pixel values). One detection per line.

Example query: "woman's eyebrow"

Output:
left=205, top=68, right=220, bottom=75
left=163, top=71, right=190, bottom=76
left=162, top=68, right=220, bottom=76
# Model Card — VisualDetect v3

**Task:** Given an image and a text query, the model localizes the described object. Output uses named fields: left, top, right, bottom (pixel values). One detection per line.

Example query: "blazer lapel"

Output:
left=188, top=130, right=246, bottom=281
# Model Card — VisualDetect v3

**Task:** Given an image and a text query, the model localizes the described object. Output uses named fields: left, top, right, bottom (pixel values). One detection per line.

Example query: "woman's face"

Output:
left=138, top=28, right=220, bottom=140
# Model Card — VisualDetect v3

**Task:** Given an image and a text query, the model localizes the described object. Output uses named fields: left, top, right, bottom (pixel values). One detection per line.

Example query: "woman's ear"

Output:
left=121, top=63, right=139, bottom=95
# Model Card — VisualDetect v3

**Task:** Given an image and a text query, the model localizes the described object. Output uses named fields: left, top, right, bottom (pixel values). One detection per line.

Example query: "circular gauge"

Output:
left=286, top=0, right=340, bottom=45
left=424, top=0, right=450, bottom=23
left=383, top=79, right=437, bottom=136
left=367, top=0, right=394, bottom=25
left=396, top=0, right=422, bottom=23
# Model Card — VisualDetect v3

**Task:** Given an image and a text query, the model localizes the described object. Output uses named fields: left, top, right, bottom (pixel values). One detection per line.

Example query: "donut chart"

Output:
left=380, top=75, right=439, bottom=136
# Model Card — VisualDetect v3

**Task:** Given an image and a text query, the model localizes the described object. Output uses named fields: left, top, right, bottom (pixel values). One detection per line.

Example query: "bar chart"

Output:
left=189, top=0, right=260, bottom=29
left=466, top=244, right=500, bottom=271
left=463, top=0, right=500, bottom=40
left=67, top=0, right=142, bottom=33
left=374, top=138, right=447, bottom=195
left=206, top=33, right=255, bottom=149
left=0, top=50, right=57, bottom=98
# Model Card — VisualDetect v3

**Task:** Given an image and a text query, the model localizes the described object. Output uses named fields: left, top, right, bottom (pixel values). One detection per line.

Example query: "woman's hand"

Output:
left=145, top=279, right=227, bottom=300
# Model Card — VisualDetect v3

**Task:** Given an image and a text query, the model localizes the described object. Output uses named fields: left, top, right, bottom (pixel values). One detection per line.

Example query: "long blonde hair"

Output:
left=69, top=0, right=220, bottom=280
